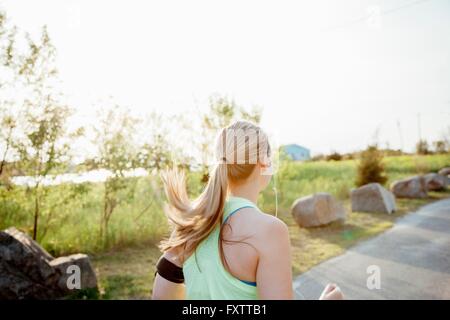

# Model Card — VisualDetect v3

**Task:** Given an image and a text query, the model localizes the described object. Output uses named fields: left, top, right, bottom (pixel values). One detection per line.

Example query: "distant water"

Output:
left=11, top=168, right=149, bottom=187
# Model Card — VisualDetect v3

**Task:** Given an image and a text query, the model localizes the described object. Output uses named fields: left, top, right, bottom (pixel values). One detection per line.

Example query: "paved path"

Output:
left=293, top=198, right=450, bottom=300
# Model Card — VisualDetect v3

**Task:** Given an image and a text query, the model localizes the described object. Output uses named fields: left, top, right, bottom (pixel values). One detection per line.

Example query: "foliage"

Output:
left=0, top=12, right=81, bottom=240
left=432, top=140, right=448, bottom=154
left=135, top=113, right=173, bottom=173
left=355, top=145, right=388, bottom=187
left=0, top=11, right=19, bottom=182
left=416, top=139, right=430, bottom=155
left=92, top=105, right=140, bottom=243
left=0, top=115, right=16, bottom=180
left=311, top=153, right=325, bottom=161
left=326, top=151, right=343, bottom=161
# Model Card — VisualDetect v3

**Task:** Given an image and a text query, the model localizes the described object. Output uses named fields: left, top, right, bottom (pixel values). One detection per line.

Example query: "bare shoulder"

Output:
left=233, top=207, right=289, bottom=237
left=239, top=209, right=290, bottom=255
left=258, top=211, right=289, bottom=237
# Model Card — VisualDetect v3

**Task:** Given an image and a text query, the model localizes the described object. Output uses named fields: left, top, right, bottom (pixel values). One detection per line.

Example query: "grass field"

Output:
left=1, top=153, right=449, bottom=299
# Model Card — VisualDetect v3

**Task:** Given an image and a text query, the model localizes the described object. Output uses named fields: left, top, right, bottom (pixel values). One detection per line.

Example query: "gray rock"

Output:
left=438, top=167, right=450, bottom=177
left=50, top=254, right=98, bottom=293
left=0, top=227, right=98, bottom=299
left=351, top=183, right=396, bottom=214
left=423, top=173, right=449, bottom=191
left=3, top=227, right=54, bottom=262
left=291, top=193, right=346, bottom=228
left=390, top=176, right=428, bottom=199
left=0, top=263, right=58, bottom=299
left=0, top=228, right=62, bottom=299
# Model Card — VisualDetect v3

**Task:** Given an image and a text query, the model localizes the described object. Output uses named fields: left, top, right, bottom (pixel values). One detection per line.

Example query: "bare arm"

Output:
left=255, top=219, right=294, bottom=299
left=151, top=251, right=185, bottom=300
left=254, top=218, right=344, bottom=300
left=152, top=273, right=185, bottom=300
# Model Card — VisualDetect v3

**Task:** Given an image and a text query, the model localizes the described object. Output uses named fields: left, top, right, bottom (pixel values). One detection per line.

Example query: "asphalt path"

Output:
left=293, top=198, right=450, bottom=299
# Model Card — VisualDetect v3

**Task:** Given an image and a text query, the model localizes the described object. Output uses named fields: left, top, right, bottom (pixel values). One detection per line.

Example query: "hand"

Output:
left=319, top=283, right=344, bottom=300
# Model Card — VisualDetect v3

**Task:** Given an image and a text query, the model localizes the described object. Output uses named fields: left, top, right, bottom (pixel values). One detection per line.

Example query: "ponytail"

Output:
left=159, top=163, right=228, bottom=261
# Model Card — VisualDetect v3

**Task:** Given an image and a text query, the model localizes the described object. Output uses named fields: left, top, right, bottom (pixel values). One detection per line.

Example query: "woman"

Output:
left=152, top=120, right=343, bottom=300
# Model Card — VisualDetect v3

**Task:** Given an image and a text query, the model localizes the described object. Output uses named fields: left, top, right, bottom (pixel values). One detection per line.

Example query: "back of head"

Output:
left=160, top=120, right=271, bottom=259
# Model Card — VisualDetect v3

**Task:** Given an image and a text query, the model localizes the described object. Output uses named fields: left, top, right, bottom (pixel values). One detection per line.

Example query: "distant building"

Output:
left=282, top=144, right=311, bottom=161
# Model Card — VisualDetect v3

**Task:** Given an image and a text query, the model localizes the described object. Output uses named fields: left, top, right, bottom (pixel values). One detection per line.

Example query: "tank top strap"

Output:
left=222, top=196, right=258, bottom=223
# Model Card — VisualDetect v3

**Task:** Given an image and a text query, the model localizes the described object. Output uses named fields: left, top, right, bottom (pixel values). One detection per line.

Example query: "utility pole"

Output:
left=417, top=112, right=422, bottom=141
left=396, top=120, right=404, bottom=151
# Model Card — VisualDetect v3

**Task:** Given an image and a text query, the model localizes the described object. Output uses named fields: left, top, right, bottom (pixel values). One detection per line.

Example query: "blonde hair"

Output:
left=159, top=120, right=271, bottom=262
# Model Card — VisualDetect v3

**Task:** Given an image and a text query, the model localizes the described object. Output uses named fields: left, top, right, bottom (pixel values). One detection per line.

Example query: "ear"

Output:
left=258, top=160, right=271, bottom=171
left=259, top=158, right=271, bottom=168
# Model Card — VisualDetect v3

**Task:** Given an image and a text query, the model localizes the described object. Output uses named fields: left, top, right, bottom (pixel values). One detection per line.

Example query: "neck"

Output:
left=229, top=183, right=260, bottom=204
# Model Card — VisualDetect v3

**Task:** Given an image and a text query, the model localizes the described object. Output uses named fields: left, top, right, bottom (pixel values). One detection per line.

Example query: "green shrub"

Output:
left=326, top=152, right=343, bottom=161
left=416, top=139, right=430, bottom=155
left=355, top=145, right=388, bottom=187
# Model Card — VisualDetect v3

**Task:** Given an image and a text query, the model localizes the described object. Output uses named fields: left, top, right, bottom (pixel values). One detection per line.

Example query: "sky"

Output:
left=2, top=0, right=450, bottom=156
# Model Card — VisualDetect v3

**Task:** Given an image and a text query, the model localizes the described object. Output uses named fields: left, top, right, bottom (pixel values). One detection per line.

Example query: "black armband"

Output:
left=155, top=256, right=184, bottom=284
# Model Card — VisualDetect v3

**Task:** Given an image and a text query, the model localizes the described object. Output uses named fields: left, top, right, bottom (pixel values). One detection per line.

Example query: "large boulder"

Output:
left=0, top=228, right=61, bottom=299
left=351, top=183, right=396, bottom=214
left=0, top=227, right=97, bottom=299
left=2, top=227, right=54, bottom=262
left=50, top=254, right=97, bottom=294
left=390, top=176, right=428, bottom=199
left=291, top=193, right=346, bottom=228
left=423, top=173, right=449, bottom=191
left=438, top=167, right=450, bottom=177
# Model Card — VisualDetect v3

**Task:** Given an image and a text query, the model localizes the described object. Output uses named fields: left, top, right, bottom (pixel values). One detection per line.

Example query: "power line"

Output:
left=322, top=0, right=434, bottom=31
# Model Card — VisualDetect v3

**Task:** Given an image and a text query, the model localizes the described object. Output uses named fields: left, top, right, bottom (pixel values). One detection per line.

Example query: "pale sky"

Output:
left=2, top=0, right=450, bottom=155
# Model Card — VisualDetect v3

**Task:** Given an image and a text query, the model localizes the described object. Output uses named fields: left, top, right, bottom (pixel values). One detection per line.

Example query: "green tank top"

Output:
left=183, top=196, right=259, bottom=300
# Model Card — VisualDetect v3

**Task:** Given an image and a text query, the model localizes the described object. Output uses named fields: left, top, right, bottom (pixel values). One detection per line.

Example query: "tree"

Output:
left=0, top=114, right=16, bottom=179
left=442, top=126, right=450, bottom=153
left=0, top=11, right=19, bottom=181
left=1, top=12, right=82, bottom=240
left=93, top=105, right=139, bottom=242
left=311, top=153, right=325, bottom=161
left=432, top=140, right=447, bottom=154
left=136, top=113, right=173, bottom=173
left=416, top=139, right=430, bottom=155
left=326, top=151, right=342, bottom=161
left=11, top=26, right=78, bottom=240
left=355, top=145, right=388, bottom=187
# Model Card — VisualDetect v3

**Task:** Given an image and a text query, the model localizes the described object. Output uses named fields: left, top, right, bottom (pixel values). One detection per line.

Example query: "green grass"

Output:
left=1, top=153, right=449, bottom=299
left=92, top=244, right=161, bottom=299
